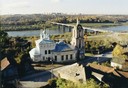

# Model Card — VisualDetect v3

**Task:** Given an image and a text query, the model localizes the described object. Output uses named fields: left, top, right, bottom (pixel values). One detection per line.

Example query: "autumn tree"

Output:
left=112, top=44, right=124, bottom=57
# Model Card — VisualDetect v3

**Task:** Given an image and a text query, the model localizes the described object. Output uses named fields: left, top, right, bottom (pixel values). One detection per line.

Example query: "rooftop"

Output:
left=53, top=41, right=73, bottom=52
left=1, top=57, right=10, bottom=71
left=88, top=63, right=128, bottom=79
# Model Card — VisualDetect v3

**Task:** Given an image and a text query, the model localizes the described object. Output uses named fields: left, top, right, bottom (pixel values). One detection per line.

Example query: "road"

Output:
left=20, top=64, right=72, bottom=82
left=94, top=52, right=112, bottom=58
left=20, top=70, right=52, bottom=82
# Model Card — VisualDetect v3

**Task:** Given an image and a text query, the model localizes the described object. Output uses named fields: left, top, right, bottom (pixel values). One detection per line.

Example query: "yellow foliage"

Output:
left=112, top=44, right=124, bottom=57
left=15, top=57, right=21, bottom=64
left=84, top=35, right=88, bottom=41
left=31, top=36, right=37, bottom=48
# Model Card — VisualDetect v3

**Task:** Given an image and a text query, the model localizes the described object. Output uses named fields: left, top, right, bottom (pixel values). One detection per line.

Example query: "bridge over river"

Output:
left=51, top=22, right=114, bottom=33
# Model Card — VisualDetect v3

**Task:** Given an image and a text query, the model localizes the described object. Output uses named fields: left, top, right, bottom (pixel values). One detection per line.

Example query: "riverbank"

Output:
left=3, top=26, right=58, bottom=31
left=2, top=22, right=128, bottom=31
left=6, top=25, right=128, bottom=37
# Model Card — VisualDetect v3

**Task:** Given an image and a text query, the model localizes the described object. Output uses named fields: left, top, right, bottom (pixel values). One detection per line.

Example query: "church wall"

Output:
left=53, top=50, right=76, bottom=62
left=39, top=43, right=56, bottom=61
left=33, top=55, right=41, bottom=62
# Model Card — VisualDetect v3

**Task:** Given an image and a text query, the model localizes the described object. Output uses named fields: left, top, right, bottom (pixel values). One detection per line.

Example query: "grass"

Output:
left=70, top=23, right=128, bottom=28
left=85, top=53, right=94, bottom=57
left=88, top=35, right=113, bottom=41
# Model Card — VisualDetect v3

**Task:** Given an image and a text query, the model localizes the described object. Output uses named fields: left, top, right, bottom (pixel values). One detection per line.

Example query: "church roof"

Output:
left=53, top=41, right=74, bottom=52
left=36, top=29, right=54, bottom=45
left=36, top=39, right=54, bottom=45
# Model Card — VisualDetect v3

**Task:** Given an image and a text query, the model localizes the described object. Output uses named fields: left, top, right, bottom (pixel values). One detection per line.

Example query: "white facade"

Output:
left=29, top=30, right=56, bottom=62
left=53, top=51, right=76, bottom=62
left=52, top=42, right=77, bottom=63
left=29, top=30, right=77, bottom=62
left=111, top=62, right=123, bottom=69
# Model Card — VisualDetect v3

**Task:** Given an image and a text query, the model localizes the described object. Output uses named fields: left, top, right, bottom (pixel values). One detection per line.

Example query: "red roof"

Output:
left=88, top=63, right=128, bottom=79
left=1, top=57, right=10, bottom=71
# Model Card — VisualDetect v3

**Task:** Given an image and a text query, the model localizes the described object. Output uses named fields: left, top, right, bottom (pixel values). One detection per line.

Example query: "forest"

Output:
left=1, top=14, right=128, bottom=31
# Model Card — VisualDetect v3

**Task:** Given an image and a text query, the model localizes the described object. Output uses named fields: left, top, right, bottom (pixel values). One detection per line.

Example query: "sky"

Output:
left=0, top=0, right=128, bottom=15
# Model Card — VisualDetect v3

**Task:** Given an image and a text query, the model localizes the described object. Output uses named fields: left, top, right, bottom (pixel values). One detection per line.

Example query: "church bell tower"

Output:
left=71, top=19, right=85, bottom=60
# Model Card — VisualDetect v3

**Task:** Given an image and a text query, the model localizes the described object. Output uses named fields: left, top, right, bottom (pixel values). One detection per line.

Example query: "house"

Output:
left=111, top=56, right=128, bottom=71
left=111, top=57, right=125, bottom=69
left=87, top=63, right=128, bottom=88
left=88, top=63, right=128, bottom=79
left=29, top=19, right=85, bottom=62
left=1, top=57, right=19, bottom=87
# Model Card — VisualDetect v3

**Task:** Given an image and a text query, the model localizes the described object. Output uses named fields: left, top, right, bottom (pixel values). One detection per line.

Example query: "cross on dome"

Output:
left=40, top=29, right=50, bottom=40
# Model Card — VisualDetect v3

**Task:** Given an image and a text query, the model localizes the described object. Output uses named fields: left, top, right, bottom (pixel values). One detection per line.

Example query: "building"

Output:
left=111, top=57, right=128, bottom=71
left=111, top=58, right=124, bottom=69
left=29, top=19, right=85, bottom=62
left=71, top=19, right=85, bottom=60
left=87, top=63, right=128, bottom=88
left=29, top=30, right=77, bottom=62
left=52, top=42, right=77, bottom=62
left=29, top=30, right=56, bottom=62
left=1, top=57, right=19, bottom=88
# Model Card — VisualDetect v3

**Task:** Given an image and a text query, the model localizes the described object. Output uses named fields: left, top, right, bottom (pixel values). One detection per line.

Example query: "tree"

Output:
left=47, top=78, right=108, bottom=88
left=112, top=44, right=124, bottom=57
left=31, top=36, right=37, bottom=48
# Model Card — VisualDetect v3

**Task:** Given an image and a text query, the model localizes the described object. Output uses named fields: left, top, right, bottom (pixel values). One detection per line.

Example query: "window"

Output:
left=55, top=56, right=57, bottom=61
left=61, top=55, right=64, bottom=61
left=66, top=55, right=68, bottom=60
left=45, top=50, right=47, bottom=54
left=70, top=54, right=73, bottom=60
left=48, top=50, right=51, bottom=54
left=43, top=57, right=45, bottom=60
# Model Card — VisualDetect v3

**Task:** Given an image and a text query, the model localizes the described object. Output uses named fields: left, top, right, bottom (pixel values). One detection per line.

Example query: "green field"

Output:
left=70, top=22, right=128, bottom=28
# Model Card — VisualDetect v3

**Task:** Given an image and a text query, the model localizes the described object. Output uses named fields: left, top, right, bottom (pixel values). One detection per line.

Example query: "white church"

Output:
left=29, top=19, right=85, bottom=62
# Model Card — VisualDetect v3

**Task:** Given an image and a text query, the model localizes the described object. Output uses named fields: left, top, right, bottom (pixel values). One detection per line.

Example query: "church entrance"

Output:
left=48, top=57, right=51, bottom=62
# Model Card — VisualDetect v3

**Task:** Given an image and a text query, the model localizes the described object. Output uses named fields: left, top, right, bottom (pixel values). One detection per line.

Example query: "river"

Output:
left=103, top=25, right=128, bottom=32
left=7, top=29, right=69, bottom=37
left=7, top=26, right=128, bottom=37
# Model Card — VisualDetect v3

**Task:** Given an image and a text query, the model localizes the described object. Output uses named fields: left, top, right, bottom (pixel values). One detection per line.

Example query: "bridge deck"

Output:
left=51, top=22, right=113, bottom=33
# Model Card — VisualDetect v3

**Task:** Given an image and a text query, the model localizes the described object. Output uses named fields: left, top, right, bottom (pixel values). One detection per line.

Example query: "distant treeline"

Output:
left=1, top=14, right=128, bottom=31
